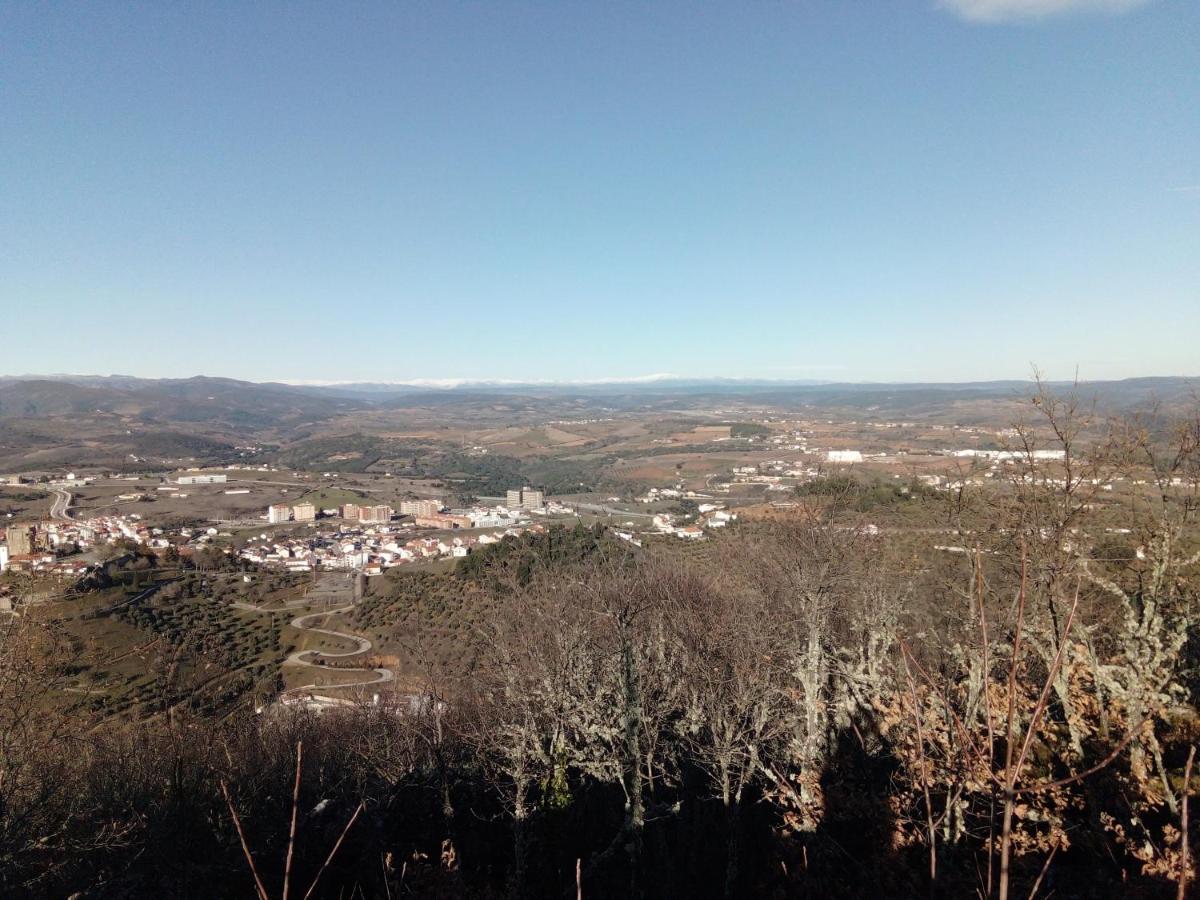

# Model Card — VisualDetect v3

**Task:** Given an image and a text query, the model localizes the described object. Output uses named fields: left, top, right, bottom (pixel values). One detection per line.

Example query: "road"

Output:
left=48, top=487, right=73, bottom=520
left=572, top=501, right=655, bottom=519
left=233, top=576, right=394, bottom=691
left=283, top=605, right=394, bottom=689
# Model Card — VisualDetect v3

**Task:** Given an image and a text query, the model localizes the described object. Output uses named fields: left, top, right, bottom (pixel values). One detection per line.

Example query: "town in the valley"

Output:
left=2, top=415, right=1095, bottom=593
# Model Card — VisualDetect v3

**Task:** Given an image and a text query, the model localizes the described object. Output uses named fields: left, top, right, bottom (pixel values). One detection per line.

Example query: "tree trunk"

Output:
left=724, top=796, right=741, bottom=900
left=620, top=628, right=645, bottom=897
left=512, top=775, right=531, bottom=899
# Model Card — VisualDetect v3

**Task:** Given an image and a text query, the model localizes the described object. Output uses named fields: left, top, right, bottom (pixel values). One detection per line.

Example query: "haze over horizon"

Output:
left=2, top=370, right=1197, bottom=389
left=3, top=1, right=1197, bottom=383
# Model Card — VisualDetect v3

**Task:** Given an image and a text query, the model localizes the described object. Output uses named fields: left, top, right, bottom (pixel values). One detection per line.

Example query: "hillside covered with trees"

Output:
left=2, top=399, right=1199, bottom=899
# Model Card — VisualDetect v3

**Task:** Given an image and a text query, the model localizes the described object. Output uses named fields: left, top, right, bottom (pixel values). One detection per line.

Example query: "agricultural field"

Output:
left=0, top=484, right=53, bottom=520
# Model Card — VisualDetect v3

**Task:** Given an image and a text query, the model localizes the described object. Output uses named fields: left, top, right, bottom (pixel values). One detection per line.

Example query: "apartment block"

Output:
left=357, top=505, right=393, bottom=524
left=399, top=499, right=442, bottom=517
left=507, top=487, right=545, bottom=511
left=4, top=524, right=35, bottom=556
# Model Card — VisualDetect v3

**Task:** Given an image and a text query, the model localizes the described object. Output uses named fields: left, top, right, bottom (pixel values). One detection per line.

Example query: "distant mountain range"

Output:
left=0, top=373, right=1195, bottom=425
left=0, top=376, right=358, bottom=426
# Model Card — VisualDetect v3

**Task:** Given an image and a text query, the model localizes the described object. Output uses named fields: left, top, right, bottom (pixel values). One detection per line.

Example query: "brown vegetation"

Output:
left=1, top=390, right=1198, bottom=898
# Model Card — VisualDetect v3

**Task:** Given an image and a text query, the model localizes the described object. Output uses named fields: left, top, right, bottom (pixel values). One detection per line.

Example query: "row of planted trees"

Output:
left=1, top=394, right=1198, bottom=897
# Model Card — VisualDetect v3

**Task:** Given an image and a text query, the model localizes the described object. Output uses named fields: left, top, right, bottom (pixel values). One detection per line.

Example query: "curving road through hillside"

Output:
left=285, top=605, right=394, bottom=688
left=232, top=588, right=394, bottom=693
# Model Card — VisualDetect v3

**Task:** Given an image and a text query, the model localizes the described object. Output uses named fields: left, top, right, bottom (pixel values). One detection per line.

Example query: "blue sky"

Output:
left=1, top=0, right=1196, bottom=384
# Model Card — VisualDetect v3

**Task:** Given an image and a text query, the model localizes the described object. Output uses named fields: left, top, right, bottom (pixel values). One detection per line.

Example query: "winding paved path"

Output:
left=232, top=582, right=394, bottom=692
left=284, top=605, right=394, bottom=688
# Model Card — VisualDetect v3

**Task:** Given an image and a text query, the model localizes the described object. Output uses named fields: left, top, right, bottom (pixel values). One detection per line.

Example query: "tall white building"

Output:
left=268, top=503, right=292, bottom=524
left=0, top=545, right=9, bottom=573
left=507, top=487, right=545, bottom=510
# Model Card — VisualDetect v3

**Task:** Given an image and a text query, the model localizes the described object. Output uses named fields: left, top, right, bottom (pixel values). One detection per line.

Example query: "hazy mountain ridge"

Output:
left=0, top=376, right=361, bottom=427
left=0, top=374, right=1194, bottom=426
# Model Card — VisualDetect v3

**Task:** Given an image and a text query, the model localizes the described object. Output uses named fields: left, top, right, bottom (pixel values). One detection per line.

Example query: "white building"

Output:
left=178, top=473, right=228, bottom=485
left=268, top=503, right=292, bottom=524
left=0, top=545, right=8, bottom=573
left=825, top=450, right=863, bottom=464
left=948, top=449, right=1066, bottom=461
left=507, top=487, right=545, bottom=510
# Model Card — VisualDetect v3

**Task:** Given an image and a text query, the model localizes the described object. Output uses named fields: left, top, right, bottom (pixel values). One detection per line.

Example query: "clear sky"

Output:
left=1, top=1, right=1196, bottom=384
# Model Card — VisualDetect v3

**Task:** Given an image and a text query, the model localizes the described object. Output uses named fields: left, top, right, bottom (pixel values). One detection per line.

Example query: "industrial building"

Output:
left=825, top=450, right=863, bottom=464
left=178, top=473, right=228, bottom=485
left=415, top=513, right=473, bottom=530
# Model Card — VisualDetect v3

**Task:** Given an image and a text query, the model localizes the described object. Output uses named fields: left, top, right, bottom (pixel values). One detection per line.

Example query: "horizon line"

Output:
left=2, top=372, right=1197, bottom=388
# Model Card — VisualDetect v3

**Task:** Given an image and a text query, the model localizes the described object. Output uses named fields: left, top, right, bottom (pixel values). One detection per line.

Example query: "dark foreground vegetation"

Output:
left=2, top=393, right=1199, bottom=898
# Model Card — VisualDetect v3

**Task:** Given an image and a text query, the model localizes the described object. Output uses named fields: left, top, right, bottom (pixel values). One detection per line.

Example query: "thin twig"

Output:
left=221, top=779, right=270, bottom=900
left=976, top=547, right=996, bottom=760
left=1017, top=721, right=1145, bottom=795
left=902, top=651, right=938, bottom=887
left=1179, top=745, right=1196, bottom=900
left=301, top=801, right=365, bottom=900
left=283, top=740, right=303, bottom=900
left=1011, top=581, right=1081, bottom=784
left=998, top=550, right=1028, bottom=900
left=1027, top=841, right=1059, bottom=900
left=977, top=546, right=997, bottom=899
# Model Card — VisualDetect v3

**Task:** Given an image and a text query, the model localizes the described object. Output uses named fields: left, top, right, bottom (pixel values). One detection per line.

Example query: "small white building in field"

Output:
left=178, top=473, right=228, bottom=485
left=825, top=450, right=863, bottom=464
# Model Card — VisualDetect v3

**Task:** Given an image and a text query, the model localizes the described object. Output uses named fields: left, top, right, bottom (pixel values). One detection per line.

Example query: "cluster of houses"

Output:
left=651, top=504, right=737, bottom=540
left=709, top=460, right=824, bottom=494
left=0, top=512, right=241, bottom=582
left=636, top=485, right=686, bottom=503
left=236, top=522, right=551, bottom=573
left=1, top=513, right=154, bottom=577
